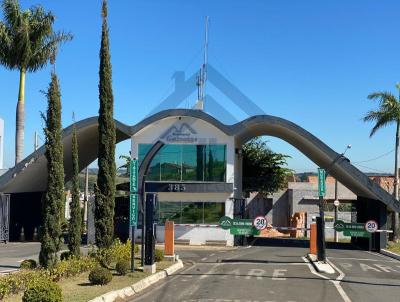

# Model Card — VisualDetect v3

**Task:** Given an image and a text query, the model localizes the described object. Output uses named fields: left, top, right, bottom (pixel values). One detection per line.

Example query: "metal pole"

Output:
left=317, top=196, right=326, bottom=262
left=131, top=225, right=135, bottom=272
left=334, top=179, right=338, bottom=243
left=141, top=191, right=146, bottom=267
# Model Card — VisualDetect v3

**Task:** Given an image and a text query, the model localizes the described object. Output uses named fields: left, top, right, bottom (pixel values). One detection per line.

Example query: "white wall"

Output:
left=131, top=115, right=235, bottom=245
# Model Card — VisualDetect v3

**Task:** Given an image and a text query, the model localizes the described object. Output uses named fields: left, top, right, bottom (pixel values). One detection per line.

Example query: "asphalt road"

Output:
left=0, top=242, right=40, bottom=273
left=129, top=244, right=400, bottom=302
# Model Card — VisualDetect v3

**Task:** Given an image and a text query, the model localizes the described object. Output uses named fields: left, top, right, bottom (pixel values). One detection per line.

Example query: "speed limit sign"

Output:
left=365, top=220, right=378, bottom=233
left=253, top=216, right=267, bottom=230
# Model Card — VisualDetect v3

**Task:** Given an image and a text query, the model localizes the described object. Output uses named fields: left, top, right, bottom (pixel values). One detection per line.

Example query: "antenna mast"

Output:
left=195, top=16, right=209, bottom=110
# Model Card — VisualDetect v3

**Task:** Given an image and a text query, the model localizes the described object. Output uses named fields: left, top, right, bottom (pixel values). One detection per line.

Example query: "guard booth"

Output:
left=0, top=193, right=10, bottom=242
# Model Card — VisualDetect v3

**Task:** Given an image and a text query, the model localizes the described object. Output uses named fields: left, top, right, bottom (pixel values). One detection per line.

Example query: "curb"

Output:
left=88, top=259, right=183, bottom=302
left=380, top=249, right=400, bottom=261
left=306, top=253, right=335, bottom=274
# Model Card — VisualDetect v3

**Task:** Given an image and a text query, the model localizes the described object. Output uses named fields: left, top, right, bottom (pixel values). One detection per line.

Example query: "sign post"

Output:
left=317, top=168, right=327, bottom=262
left=130, top=159, right=138, bottom=272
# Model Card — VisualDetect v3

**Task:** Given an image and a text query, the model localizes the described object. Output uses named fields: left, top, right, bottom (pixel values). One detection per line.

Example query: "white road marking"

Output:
left=220, top=268, right=241, bottom=279
left=329, top=256, right=396, bottom=263
left=373, top=264, right=399, bottom=273
left=303, top=257, right=352, bottom=302
left=245, top=268, right=265, bottom=280
left=201, top=257, right=208, bottom=261
left=272, top=269, right=287, bottom=280
left=209, top=253, right=216, bottom=257
left=364, top=250, right=397, bottom=261
left=360, top=263, right=381, bottom=272
left=197, top=262, right=307, bottom=266
left=199, top=263, right=222, bottom=279
left=338, top=263, right=352, bottom=270
left=326, top=258, right=352, bottom=302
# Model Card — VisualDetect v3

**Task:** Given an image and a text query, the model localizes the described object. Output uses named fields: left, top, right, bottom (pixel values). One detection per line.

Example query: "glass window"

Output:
left=203, top=202, right=225, bottom=224
left=160, top=145, right=181, bottom=181
left=157, top=202, right=182, bottom=224
left=138, top=144, right=226, bottom=182
left=156, top=201, right=225, bottom=224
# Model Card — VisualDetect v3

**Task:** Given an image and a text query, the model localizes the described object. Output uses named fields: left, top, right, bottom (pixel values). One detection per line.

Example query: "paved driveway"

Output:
left=129, top=244, right=400, bottom=302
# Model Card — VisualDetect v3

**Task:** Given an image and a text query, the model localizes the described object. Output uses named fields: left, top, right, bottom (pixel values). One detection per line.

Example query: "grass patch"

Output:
left=387, top=241, right=400, bottom=254
left=5, top=261, right=174, bottom=302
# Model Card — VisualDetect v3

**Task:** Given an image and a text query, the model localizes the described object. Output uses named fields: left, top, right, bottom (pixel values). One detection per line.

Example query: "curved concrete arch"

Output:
left=0, top=117, right=131, bottom=193
left=230, top=115, right=400, bottom=212
left=0, top=109, right=398, bottom=212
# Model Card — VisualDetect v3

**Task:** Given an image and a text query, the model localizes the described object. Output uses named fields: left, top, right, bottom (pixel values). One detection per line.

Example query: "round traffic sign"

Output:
left=365, top=220, right=378, bottom=233
left=253, top=216, right=267, bottom=230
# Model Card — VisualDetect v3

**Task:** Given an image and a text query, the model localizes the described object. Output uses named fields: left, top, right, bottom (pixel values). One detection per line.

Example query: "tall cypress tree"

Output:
left=95, top=0, right=116, bottom=249
left=39, top=72, right=64, bottom=268
left=68, top=121, right=82, bottom=257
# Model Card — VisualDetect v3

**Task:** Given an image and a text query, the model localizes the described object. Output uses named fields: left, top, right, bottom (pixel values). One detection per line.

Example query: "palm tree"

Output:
left=0, top=0, right=71, bottom=165
left=363, top=85, right=400, bottom=241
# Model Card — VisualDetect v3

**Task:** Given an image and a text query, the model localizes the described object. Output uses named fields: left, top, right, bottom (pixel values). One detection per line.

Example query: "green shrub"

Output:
left=20, top=259, right=37, bottom=270
left=22, top=279, right=62, bottom=302
left=91, top=239, right=139, bottom=269
left=116, top=260, right=130, bottom=276
left=0, top=270, right=49, bottom=299
left=51, top=256, right=96, bottom=281
left=155, top=249, right=164, bottom=262
left=60, top=251, right=72, bottom=261
left=88, top=267, right=112, bottom=285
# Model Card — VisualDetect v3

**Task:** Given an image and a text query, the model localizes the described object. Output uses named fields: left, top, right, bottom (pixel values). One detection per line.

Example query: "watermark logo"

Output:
left=148, top=64, right=265, bottom=124
left=160, top=123, right=197, bottom=143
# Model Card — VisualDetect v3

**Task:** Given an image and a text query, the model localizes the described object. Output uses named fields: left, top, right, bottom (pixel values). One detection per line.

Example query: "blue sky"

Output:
left=0, top=0, right=399, bottom=173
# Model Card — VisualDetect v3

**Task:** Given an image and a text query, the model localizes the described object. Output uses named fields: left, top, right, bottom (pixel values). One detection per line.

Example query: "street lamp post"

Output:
left=318, top=144, right=351, bottom=262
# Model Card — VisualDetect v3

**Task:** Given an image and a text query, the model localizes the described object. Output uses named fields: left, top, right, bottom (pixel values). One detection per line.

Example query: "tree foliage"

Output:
left=68, top=123, right=82, bottom=257
left=363, top=88, right=400, bottom=240
left=39, top=72, right=64, bottom=269
left=95, top=0, right=116, bottom=249
left=0, top=0, right=71, bottom=164
left=242, top=138, right=292, bottom=196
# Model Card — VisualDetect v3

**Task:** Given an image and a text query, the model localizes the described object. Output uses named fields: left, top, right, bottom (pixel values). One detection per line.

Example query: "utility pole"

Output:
left=334, top=179, right=339, bottom=243
left=84, top=166, right=89, bottom=229
left=34, top=131, right=39, bottom=151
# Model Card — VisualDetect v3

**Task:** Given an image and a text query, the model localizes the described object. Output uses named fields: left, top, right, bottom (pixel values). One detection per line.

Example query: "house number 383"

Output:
left=168, top=184, right=186, bottom=192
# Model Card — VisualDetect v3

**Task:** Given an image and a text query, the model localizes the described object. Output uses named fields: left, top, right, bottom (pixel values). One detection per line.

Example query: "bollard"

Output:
left=164, top=220, right=175, bottom=261
left=310, top=223, right=317, bottom=255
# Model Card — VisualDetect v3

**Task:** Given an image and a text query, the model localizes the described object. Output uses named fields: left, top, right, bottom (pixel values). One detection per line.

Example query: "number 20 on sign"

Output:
left=253, top=216, right=267, bottom=230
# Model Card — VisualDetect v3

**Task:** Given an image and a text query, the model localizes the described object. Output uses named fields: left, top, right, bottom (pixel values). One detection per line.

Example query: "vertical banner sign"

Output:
left=318, top=168, right=326, bottom=197
left=130, top=159, right=138, bottom=226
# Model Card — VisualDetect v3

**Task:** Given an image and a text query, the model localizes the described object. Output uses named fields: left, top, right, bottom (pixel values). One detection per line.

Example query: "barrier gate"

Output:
left=0, top=193, right=10, bottom=242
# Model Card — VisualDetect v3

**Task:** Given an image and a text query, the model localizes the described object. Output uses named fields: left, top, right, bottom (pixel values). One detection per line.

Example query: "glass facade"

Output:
left=138, top=144, right=226, bottom=182
left=156, top=201, right=225, bottom=224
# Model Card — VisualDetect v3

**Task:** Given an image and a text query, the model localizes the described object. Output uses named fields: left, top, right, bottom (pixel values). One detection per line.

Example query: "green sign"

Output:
left=334, top=220, right=370, bottom=238
left=219, top=216, right=259, bottom=236
left=130, top=159, right=139, bottom=227
left=130, top=159, right=138, bottom=193
left=130, top=193, right=139, bottom=227
left=219, top=216, right=233, bottom=230
left=318, top=168, right=326, bottom=197
left=230, top=226, right=260, bottom=236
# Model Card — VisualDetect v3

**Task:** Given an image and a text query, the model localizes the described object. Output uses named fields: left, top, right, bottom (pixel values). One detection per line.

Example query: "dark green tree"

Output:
left=95, top=0, right=116, bottom=249
left=242, top=137, right=293, bottom=196
left=0, top=0, right=71, bottom=164
left=68, top=121, right=82, bottom=257
left=39, top=72, right=64, bottom=269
